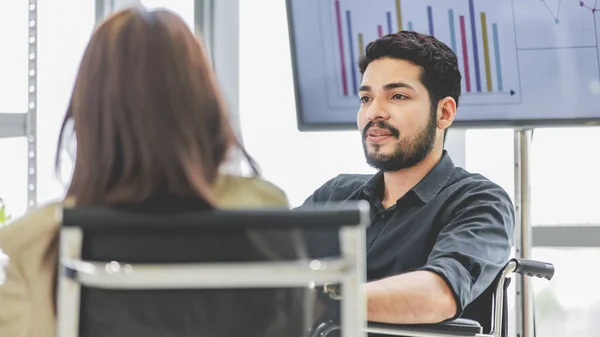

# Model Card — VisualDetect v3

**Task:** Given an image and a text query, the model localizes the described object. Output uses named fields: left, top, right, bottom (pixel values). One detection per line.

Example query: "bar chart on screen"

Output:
left=318, top=0, right=522, bottom=110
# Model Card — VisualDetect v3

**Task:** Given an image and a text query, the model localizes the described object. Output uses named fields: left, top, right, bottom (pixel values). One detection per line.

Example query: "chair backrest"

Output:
left=56, top=202, right=370, bottom=337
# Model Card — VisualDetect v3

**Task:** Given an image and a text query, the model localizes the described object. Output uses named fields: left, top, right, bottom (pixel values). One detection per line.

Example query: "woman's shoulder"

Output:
left=212, top=174, right=290, bottom=209
left=0, top=201, right=64, bottom=253
left=0, top=202, right=63, bottom=337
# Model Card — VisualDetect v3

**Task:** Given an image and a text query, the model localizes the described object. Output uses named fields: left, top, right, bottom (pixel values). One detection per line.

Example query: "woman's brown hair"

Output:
left=56, top=6, right=256, bottom=206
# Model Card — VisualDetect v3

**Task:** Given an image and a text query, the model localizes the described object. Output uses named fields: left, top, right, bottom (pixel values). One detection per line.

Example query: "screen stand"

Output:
left=513, top=128, right=535, bottom=337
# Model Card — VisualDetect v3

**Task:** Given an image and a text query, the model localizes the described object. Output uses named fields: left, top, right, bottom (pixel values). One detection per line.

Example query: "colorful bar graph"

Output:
left=492, top=23, right=503, bottom=91
left=459, top=16, right=471, bottom=93
left=480, top=12, right=493, bottom=92
left=334, top=0, right=348, bottom=96
left=468, top=0, right=482, bottom=92
left=346, top=10, right=358, bottom=96
left=395, top=0, right=403, bottom=31
left=427, top=6, right=434, bottom=36
left=332, top=0, right=506, bottom=98
left=448, top=9, right=457, bottom=53
left=358, top=33, right=365, bottom=57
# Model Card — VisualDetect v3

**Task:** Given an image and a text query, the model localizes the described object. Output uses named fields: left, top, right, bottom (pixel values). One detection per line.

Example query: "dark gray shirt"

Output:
left=300, top=151, right=515, bottom=329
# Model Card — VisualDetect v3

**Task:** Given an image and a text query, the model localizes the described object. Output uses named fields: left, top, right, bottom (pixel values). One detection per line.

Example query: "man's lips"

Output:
left=367, top=128, right=392, bottom=137
left=365, top=128, right=395, bottom=145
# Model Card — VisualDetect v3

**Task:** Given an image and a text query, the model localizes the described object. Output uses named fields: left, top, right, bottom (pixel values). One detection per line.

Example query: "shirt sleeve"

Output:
left=419, top=180, right=515, bottom=318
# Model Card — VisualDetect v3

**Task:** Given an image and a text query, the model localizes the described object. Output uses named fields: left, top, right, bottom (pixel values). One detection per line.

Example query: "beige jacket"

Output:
left=0, top=175, right=289, bottom=337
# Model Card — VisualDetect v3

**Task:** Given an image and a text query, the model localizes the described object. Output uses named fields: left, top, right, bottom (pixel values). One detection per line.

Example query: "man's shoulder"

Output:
left=452, top=167, right=508, bottom=190
left=447, top=167, right=513, bottom=205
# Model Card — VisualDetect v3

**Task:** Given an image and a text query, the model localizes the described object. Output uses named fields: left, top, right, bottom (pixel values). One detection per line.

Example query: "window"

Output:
left=141, top=0, right=194, bottom=30
left=503, top=248, right=600, bottom=337
left=0, top=2, right=28, bottom=113
left=466, top=126, right=600, bottom=225
left=0, top=2, right=31, bottom=219
left=35, top=0, right=95, bottom=204
left=530, top=127, right=600, bottom=225
left=0, top=138, right=28, bottom=219
left=531, top=248, right=600, bottom=336
left=465, top=128, right=515, bottom=202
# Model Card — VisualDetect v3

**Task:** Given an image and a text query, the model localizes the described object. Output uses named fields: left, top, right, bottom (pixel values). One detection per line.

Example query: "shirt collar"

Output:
left=412, top=150, right=456, bottom=203
left=361, top=150, right=456, bottom=204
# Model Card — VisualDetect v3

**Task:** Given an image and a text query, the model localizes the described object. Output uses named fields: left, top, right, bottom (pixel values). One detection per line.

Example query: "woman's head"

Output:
left=57, top=7, right=248, bottom=206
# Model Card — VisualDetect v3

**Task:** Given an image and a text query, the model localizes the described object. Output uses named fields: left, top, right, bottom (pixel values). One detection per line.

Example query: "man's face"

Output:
left=357, top=57, right=438, bottom=172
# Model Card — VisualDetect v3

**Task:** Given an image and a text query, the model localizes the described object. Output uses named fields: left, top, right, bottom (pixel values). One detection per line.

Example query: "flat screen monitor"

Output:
left=286, top=0, right=600, bottom=130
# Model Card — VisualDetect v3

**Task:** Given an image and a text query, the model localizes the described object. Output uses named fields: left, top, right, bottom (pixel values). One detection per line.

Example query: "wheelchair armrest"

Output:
left=366, top=318, right=483, bottom=336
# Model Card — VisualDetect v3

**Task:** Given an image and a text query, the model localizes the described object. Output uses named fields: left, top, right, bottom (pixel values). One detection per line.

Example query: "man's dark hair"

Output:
left=358, top=31, right=461, bottom=141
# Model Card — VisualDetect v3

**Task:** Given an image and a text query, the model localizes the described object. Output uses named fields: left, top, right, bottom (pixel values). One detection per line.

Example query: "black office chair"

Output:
left=55, top=201, right=371, bottom=337
left=312, top=258, right=555, bottom=337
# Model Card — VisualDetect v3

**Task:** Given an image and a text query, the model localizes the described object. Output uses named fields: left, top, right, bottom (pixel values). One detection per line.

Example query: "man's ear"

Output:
left=437, top=97, right=456, bottom=131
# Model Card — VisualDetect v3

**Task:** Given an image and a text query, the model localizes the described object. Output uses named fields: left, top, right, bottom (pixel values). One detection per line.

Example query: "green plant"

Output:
left=0, top=199, right=10, bottom=226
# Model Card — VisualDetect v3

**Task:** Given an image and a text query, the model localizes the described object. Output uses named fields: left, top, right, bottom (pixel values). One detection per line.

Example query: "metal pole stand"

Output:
left=514, top=128, right=534, bottom=337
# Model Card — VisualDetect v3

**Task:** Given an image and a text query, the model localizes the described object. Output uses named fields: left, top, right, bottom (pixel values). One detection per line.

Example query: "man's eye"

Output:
left=392, top=94, right=407, bottom=100
left=360, top=96, right=370, bottom=103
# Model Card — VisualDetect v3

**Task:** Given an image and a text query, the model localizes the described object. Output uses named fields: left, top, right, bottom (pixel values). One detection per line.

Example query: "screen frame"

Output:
left=284, top=0, right=600, bottom=132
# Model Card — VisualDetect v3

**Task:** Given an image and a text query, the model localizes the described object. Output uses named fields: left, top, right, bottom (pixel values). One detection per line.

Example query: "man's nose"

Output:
left=367, top=99, right=390, bottom=121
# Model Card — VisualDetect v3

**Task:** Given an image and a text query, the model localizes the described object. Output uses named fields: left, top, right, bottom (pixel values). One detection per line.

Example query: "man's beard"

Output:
left=361, top=111, right=437, bottom=172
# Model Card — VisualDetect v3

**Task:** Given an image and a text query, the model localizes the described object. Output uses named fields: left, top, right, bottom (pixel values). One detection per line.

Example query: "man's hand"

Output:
left=364, top=270, right=457, bottom=324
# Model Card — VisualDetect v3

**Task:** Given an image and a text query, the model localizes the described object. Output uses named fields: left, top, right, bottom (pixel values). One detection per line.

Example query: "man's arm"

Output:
left=365, top=181, right=515, bottom=324
left=365, top=270, right=457, bottom=324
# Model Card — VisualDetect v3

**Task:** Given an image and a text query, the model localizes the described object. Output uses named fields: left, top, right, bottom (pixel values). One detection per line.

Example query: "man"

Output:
left=301, top=31, right=515, bottom=328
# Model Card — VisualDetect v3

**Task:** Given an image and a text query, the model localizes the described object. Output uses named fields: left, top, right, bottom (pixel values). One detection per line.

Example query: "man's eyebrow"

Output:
left=358, top=82, right=416, bottom=92
left=383, top=82, right=416, bottom=91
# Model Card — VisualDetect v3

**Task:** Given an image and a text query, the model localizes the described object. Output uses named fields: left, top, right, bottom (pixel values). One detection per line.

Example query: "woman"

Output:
left=0, top=7, right=308, bottom=337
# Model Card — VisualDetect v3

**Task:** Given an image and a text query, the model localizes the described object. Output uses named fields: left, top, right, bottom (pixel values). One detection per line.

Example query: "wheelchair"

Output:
left=311, top=257, right=554, bottom=337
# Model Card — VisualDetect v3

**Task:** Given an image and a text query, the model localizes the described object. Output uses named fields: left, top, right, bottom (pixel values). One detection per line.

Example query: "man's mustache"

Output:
left=362, top=121, right=400, bottom=139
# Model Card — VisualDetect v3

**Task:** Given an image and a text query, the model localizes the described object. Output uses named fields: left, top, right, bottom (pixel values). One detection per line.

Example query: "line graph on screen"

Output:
left=513, top=0, right=600, bottom=89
